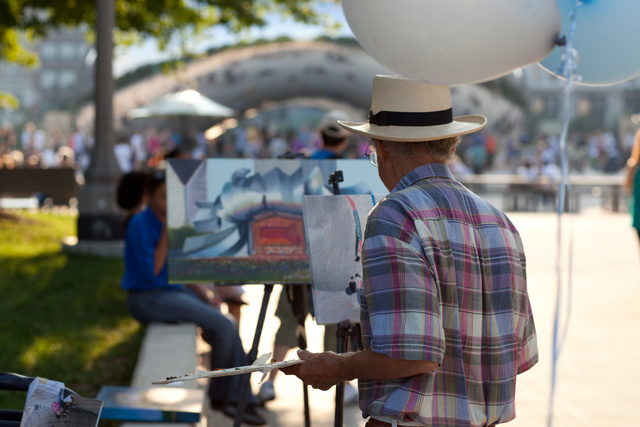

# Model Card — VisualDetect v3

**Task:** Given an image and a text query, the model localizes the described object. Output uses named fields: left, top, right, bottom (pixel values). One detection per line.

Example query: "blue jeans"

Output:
left=127, top=287, right=256, bottom=404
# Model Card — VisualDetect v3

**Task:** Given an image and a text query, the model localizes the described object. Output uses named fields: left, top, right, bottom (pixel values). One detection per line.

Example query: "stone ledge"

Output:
left=121, top=323, right=203, bottom=427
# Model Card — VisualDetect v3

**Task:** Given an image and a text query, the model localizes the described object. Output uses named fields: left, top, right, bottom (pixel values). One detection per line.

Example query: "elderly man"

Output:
left=282, top=75, right=538, bottom=427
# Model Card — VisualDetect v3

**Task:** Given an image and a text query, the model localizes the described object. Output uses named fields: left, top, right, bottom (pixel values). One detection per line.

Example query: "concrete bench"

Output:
left=119, top=323, right=205, bottom=427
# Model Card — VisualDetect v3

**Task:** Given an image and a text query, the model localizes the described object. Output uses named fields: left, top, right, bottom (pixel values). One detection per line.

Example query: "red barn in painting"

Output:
left=251, top=212, right=305, bottom=256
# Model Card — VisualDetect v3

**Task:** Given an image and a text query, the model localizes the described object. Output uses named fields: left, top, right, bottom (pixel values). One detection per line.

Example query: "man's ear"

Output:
left=375, top=139, right=389, bottom=162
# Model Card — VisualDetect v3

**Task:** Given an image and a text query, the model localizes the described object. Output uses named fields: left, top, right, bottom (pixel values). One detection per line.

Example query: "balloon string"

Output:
left=548, top=2, right=580, bottom=427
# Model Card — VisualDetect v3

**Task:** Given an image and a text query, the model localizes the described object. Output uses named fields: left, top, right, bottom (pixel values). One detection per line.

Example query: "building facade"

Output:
left=0, top=27, right=95, bottom=136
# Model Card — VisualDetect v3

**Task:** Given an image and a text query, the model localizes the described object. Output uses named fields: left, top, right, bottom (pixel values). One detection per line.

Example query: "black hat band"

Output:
left=369, top=108, right=453, bottom=127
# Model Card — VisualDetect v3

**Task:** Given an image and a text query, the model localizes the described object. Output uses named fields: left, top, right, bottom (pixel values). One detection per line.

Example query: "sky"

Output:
left=113, top=1, right=354, bottom=77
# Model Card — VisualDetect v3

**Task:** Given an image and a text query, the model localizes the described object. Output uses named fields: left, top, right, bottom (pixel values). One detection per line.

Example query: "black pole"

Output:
left=292, top=285, right=312, bottom=427
left=75, top=0, right=125, bottom=243
left=233, top=284, right=274, bottom=427
left=334, top=323, right=349, bottom=427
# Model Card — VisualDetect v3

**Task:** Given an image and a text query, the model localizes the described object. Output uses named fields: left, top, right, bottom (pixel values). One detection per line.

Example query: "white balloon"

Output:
left=342, top=0, right=561, bottom=85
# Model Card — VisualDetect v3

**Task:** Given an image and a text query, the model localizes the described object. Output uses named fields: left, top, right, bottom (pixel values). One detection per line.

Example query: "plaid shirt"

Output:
left=358, top=163, right=538, bottom=426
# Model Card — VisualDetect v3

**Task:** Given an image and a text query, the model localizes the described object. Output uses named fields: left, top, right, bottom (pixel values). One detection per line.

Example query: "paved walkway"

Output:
left=204, top=209, right=640, bottom=426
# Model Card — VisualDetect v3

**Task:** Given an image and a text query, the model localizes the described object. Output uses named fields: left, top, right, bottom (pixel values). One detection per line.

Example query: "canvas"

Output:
left=166, top=158, right=386, bottom=285
left=303, top=194, right=384, bottom=325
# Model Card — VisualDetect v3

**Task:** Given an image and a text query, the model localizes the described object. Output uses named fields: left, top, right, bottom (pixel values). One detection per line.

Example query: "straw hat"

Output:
left=338, top=75, right=487, bottom=142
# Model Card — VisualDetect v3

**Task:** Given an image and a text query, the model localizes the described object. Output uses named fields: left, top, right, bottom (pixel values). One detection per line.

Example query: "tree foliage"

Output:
left=0, top=92, right=19, bottom=111
left=0, top=0, right=330, bottom=60
left=0, top=28, right=38, bottom=66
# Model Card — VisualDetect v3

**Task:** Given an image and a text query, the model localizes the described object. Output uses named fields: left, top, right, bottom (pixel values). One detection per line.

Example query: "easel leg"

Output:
left=233, top=284, right=274, bottom=427
left=334, top=322, right=351, bottom=427
left=303, top=383, right=311, bottom=427
left=334, top=322, right=362, bottom=427
left=292, top=285, right=312, bottom=427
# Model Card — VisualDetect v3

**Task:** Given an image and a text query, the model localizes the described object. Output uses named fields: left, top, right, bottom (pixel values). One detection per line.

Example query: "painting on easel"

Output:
left=302, top=194, right=384, bottom=325
left=166, top=158, right=387, bottom=285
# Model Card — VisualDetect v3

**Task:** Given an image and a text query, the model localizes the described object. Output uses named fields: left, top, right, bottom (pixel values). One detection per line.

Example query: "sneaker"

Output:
left=258, top=380, right=276, bottom=404
left=343, top=382, right=358, bottom=406
left=222, top=403, right=266, bottom=426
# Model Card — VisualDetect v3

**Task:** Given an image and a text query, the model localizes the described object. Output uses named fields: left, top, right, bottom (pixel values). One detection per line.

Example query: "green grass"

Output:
left=0, top=211, right=144, bottom=420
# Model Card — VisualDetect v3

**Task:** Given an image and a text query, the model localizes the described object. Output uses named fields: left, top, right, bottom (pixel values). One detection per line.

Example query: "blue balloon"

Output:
left=539, top=0, right=640, bottom=86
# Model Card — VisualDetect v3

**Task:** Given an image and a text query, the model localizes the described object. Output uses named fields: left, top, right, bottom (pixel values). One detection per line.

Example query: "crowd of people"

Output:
left=506, top=129, right=630, bottom=175
left=0, top=122, right=85, bottom=170
left=2, top=114, right=634, bottom=184
left=0, top=119, right=373, bottom=174
left=113, top=120, right=374, bottom=172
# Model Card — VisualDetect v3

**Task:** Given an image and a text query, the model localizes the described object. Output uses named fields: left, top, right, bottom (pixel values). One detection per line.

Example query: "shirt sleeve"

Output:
left=517, top=298, right=538, bottom=374
left=361, top=233, right=446, bottom=364
left=513, top=233, right=538, bottom=374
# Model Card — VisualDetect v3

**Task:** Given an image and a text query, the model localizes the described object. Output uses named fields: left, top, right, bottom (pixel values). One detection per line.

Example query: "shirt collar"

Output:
left=392, top=163, right=456, bottom=193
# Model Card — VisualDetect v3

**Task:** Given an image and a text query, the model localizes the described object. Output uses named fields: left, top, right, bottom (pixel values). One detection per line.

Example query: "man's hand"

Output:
left=280, top=349, right=349, bottom=390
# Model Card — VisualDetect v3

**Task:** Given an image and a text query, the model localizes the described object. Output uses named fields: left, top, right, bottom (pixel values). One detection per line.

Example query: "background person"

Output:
left=283, top=75, right=538, bottom=427
left=309, top=109, right=352, bottom=159
left=114, top=133, right=134, bottom=173
left=624, top=127, right=640, bottom=252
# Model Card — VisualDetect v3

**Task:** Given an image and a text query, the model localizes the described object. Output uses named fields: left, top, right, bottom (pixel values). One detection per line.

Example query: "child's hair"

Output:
left=116, top=171, right=150, bottom=210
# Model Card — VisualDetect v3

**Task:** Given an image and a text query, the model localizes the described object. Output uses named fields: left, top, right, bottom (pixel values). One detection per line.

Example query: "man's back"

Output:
left=359, top=163, right=538, bottom=426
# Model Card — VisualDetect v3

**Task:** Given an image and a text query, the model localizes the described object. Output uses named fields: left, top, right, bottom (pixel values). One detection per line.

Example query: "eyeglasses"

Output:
left=365, top=142, right=378, bottom=167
